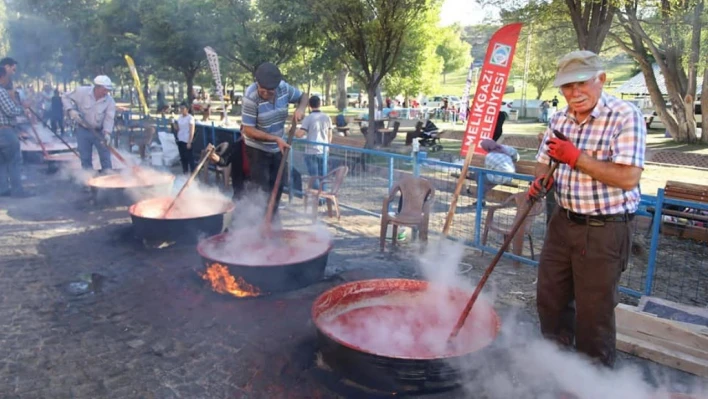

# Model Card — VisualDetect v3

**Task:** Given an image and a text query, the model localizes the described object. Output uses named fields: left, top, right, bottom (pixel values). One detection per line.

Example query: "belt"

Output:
left=562, top=208, right=634, bottom=226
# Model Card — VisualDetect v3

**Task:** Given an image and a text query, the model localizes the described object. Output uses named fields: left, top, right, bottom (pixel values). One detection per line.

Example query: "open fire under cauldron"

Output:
left=197, top=229, right=332, bottom=298
left=312, top=279, right=502, bottom=394
left=129, top=196, right=235, bottom=245
left=86, top=171, right=174, bottom=205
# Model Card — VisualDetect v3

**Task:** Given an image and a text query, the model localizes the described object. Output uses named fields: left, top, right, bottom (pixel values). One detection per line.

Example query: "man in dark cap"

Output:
left=240, top=62, right=308, bottom=215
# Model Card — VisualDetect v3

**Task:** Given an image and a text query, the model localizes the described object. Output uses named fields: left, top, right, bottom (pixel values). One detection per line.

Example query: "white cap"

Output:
left=93, top=75, right=113, bottom=90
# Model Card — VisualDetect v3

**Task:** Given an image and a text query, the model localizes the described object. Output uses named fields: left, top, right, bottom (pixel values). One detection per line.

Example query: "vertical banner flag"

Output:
left=124, top=55, right=149, bottom=116
left=460, top=23, right=522, bottom=157
left=458, top=60, right=475, bottom=122
left=204, top=46, right=228, bottom=125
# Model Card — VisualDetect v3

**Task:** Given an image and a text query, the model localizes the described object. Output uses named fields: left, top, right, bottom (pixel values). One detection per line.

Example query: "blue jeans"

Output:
left=76, top=126, right=112, bottom=170
left=304, top=154, right=324, bottom=190
left=0, top=127, right=23, bottom=194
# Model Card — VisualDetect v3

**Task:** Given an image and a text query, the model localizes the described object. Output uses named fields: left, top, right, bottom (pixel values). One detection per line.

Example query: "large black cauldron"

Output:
left=129, top=196, right=235, bottom=244
left=311, top=279, right=502, bottom=394
left=197, top=229, right=332, bottom=296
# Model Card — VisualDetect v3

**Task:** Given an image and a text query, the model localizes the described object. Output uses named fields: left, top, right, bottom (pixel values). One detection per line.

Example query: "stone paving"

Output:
left=0, top=162, right=706, bottom=399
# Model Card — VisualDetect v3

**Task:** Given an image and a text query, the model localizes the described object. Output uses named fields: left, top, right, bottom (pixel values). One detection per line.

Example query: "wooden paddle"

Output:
left=442, top=139, right=479, bottom=236
left=27, top=107, right=80, bottom=159
left=263, top=115, right=299, bottom=233
left=162, top=146, right=216, bottom=218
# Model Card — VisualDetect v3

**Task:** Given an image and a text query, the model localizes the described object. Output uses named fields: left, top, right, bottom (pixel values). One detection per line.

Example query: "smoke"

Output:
left=197, top=188, right=332, bottom=266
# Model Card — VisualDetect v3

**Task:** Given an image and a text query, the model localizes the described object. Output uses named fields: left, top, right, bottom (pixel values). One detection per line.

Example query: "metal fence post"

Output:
left=388, top=157, right=394, bottom=192
left=323, top=149, right=329, bottom=176
left=474, top=169, right=485, bottom=246
left=644, top=189, right=664, bottom=296
left=210, top=122, right=216, bottom=144
left=414, top=151, right=425, bottom=177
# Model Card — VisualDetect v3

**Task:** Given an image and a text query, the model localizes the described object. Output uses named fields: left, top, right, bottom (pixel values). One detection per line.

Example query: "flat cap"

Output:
left=553, top=50, right=603, bottom=87
left=254, top=62, right=282, bottom=90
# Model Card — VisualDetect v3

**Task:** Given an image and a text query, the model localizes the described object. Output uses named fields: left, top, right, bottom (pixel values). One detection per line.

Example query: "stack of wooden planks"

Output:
left=616, top=296, right=708, bottom=377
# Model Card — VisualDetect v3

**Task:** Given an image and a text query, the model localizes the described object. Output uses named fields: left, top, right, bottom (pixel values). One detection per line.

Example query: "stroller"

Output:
left=417, top=120, right=443, bottom=152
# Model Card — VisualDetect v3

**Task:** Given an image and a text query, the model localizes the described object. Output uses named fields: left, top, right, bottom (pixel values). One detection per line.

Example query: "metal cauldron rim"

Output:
left=129, top=196, right=236, bottom=221
left=311, top=278, right=502, bottom=361
left=197, top=230, right=333, bottom=268
left=87, top=172, right=176, bottom=189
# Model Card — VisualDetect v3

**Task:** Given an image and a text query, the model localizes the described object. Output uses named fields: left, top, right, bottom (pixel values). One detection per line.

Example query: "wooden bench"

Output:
left=647, top=181, right=708, bottom=242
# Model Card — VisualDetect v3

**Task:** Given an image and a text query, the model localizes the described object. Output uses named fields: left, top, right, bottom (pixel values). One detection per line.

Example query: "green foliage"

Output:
left=435, top=24, right=472, bottom=77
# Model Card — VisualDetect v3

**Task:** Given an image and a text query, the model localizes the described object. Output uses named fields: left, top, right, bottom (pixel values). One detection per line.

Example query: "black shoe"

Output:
left=471, top=200, right=486, bottom=208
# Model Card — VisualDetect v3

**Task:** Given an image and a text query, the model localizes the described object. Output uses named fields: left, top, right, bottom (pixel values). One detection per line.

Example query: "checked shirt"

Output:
left=536, top=93, right=646, bottom=215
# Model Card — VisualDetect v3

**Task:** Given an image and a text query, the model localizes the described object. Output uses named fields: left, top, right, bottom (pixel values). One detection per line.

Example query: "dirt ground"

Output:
left=0, top=160, right=706, bottom=398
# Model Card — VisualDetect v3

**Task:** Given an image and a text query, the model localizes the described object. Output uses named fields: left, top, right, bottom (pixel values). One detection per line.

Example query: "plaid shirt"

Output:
left=0, top=86, right=23, bottom=126
left=485, top=145, right=518, bottom=186
left=536, top=93, right=645, bottom=215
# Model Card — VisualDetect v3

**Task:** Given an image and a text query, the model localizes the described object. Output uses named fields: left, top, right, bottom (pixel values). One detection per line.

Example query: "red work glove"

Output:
left=527, top=175, right=554, bottom=201
left=547, top=138, right=581, bottom=169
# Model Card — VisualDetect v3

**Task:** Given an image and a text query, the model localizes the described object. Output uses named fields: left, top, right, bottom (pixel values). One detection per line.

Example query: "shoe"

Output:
left=472, top=200, right=486, bottom=207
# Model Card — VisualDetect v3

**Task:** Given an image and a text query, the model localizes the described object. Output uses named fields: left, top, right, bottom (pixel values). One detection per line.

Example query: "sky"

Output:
left=439, top=0, right=500, bottom=26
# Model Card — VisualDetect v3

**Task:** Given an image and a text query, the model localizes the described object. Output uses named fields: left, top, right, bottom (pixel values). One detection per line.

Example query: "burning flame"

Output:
left=201, top=263, right=261, bottom=298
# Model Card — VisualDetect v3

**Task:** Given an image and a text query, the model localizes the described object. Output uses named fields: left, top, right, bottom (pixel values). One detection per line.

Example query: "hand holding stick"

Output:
left=162, top=146, right=215, bottom=218
left=262, top=115, right=298, bottom=233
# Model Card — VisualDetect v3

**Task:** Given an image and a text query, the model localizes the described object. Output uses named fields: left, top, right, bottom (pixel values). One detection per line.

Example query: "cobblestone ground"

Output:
left=0, top=162, right=705, bottom=399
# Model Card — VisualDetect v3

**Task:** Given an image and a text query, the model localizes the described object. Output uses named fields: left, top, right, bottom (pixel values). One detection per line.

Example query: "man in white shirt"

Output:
left=62, top=75, right=116, bottom=171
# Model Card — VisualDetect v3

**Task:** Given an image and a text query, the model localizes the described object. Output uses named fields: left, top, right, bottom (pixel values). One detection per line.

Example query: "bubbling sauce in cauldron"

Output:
left=199, top=229, right=331, bottom=266
left=87, top=170, right=174, bottom=189
left=319, top=289, right=498, bottom=359
left=131, top=195, right=234, bottom=220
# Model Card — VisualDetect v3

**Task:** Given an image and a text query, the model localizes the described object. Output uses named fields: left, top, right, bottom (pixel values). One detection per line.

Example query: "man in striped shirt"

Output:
left=241, top=62, right=308, bottom=215
left=530, top=51, right=645, bottom=368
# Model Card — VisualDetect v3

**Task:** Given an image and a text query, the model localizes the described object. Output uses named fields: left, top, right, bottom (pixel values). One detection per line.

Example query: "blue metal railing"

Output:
left=149, top=119, right=707, bottom=305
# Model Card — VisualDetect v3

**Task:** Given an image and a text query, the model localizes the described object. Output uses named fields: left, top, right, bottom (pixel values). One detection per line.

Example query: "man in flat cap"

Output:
left=529, top=50, right=646, bottom=368
left=240, top=62, right=308, bottom=215
left=62, top=75, right=116, bottom=172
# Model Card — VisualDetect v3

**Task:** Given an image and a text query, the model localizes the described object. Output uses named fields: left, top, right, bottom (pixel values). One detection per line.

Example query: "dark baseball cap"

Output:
left=254, top=62, right=282, bottom=90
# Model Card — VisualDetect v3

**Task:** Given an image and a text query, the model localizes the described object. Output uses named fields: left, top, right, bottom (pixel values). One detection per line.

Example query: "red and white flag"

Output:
left=460, top=23, right=522, bottom=157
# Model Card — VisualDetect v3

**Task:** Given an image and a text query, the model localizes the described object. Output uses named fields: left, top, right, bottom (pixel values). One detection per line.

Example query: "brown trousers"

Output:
left=536, top=207, right=633, bottom=367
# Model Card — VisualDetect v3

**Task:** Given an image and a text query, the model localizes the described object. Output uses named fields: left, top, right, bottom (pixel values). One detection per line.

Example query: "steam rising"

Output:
left=198, top=190, right=332, bottom=266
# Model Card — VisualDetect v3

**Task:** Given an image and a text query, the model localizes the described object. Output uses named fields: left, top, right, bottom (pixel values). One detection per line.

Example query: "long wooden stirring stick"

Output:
left=263, top=115, right=299, bottom=232
left=162, top=146, right=216, bottom=218
left=27, top=107, right=80, bottom=159
left=447, top=161, right=560, bottom=343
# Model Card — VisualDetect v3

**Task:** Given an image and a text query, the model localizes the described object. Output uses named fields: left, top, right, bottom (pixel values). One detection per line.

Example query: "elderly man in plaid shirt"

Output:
left=529, top=51, right=645, bottom=368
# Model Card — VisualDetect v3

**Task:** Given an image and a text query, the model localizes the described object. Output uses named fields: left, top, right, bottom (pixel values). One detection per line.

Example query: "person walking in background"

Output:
left=529, top=50, right=645, bottom=368
left=50, top=89, right=64, bottom=136
left=174, top=103, right=196, bottom=174
left=540, top=100, right=550, bottom=124
left=295, top=95, right=332, bottom=189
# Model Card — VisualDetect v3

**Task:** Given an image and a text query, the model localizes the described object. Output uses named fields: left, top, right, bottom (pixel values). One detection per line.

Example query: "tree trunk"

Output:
left=336, top=68, right=348, bottom=112
left=443, top=73, right=447, bottom=84
left=702, top=68, right=708, bottom=144
left=365, top=87, right=378, bottom=149
left=185, top=72, right=196, bottom=108
left=323, top=72, right=332, bottom=106
left=564, top=0, right=615, bottom=53
left=143, top=77, right=151, bottom=109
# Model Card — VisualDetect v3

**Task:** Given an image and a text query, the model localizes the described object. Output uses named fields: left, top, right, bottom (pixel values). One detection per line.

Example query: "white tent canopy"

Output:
left=616, top=64, right=703, bottom=97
